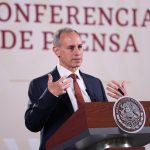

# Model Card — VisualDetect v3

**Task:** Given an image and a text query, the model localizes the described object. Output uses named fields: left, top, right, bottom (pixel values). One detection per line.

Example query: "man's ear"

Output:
left=53, top=46, right=60, bottom=57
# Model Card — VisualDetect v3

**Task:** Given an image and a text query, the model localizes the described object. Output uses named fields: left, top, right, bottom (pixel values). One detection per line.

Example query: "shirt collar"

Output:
left=57, top=64, right=81, bottom=79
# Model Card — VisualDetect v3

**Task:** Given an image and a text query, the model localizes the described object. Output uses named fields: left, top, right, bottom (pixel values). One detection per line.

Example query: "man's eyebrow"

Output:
left=67, top=45, right=75, bottom=47
left=69, top=44, right=82, bottom=46
left=66, top=44, right=83, bottom=48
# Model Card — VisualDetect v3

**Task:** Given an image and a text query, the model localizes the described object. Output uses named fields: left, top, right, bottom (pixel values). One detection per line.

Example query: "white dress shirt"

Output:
left=57, top=64, right=91, bottom=111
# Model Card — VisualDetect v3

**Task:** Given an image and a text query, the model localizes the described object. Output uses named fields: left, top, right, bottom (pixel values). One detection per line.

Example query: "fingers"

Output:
left=48, top=74, right=53, bottom=83
left=121, top=81, right=125, bottom=88
left=57, top=76, right=71, bottom=95
left=62, top=78, right=71, bottom=90
left=47, top=74, right=71, bottom=96
left=121, top=81, right=127, bottom=95
left=106, top=80, right=127, bottom=100
left=58, top=75, right=68, bottom=83
left=110, top=80, right=122, bottom=89
left=107, top=92, right=120, bottom=99
left=106, top=86, right=122, bottom=99
left=107, top=80, right=125, bottom=93
left=58, top=76, right=71, bottom=90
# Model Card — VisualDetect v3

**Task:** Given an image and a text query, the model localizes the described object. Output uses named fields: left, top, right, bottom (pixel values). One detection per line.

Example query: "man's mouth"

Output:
left=72, top=58, right=82, bottom=61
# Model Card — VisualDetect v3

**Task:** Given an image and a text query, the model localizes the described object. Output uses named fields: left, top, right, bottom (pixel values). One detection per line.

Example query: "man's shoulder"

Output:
left=81, top=72, right=101, bottom=81
left=81, top=72, right=99, bottom=80
left=32, top=73, right=48, bottom=82
left=29, top=73, right=49, bottom=88
left=31, top=67, right=58, bottom=84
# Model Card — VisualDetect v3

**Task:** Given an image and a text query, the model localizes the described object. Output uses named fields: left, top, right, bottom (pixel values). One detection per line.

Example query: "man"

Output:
left=25, top=27, right=126, bottom=150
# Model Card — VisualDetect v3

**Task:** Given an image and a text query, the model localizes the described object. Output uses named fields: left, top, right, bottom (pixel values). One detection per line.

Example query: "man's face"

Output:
left=53, top=32, right=83, bottom=72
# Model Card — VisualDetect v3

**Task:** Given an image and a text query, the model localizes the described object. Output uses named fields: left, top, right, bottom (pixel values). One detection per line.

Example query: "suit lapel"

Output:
left=50, top=67, right=61, bottom=82
left=50, top=67, right=74, bottom=113
left=80, top=71, right=96, bottom=102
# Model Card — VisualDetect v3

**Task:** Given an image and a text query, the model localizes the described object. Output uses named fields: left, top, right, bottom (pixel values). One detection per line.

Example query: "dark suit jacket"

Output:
left=25, top=67, right=108, bottom=150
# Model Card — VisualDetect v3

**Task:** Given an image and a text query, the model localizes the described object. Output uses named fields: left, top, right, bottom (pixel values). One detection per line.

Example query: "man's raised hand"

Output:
left=47, top=74, right=71, bottom=97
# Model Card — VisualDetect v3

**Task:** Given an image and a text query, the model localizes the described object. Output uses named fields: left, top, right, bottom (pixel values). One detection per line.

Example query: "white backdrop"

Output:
left=0, top=0, right=150, bottom=149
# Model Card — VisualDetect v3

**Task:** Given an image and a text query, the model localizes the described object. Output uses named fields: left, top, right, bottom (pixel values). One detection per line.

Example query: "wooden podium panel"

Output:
left=46, top=101, right=150, bottom=150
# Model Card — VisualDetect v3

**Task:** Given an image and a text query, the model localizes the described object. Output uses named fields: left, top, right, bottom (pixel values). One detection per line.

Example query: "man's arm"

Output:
left=24, top=74, right=71, bottom=132
left=25, top=79, right=59, bottom=132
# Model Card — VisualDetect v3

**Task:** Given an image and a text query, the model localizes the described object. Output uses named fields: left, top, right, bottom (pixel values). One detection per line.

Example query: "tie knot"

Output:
left=69, top=73, right=77, bottom=80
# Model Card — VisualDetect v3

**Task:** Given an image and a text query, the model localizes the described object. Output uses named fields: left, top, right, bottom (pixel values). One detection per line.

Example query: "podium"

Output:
left=46, top=101, right=150, bottom=150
